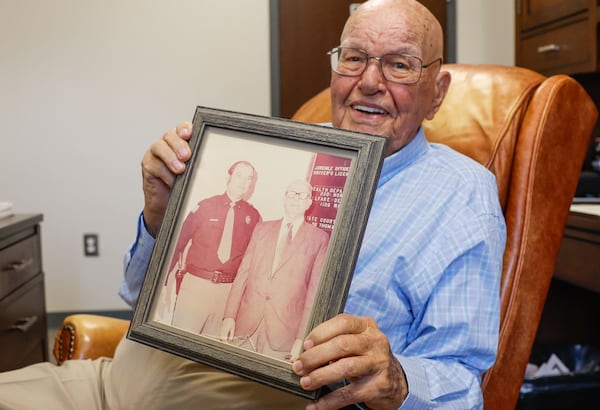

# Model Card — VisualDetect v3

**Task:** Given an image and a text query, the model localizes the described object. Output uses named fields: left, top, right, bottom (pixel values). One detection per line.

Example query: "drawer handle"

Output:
left=537, top=44, right=560, bottom=53
left=2, top=258, right=34, bottom=272
left=9, top=315, right=38, bottom=333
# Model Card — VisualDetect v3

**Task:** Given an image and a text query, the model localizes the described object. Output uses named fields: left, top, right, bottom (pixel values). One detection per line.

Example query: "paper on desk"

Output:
left=524, top=353, right=571, bottom=379
left=0, top=202, right=14, bottom=220
left=571, top=203, right=600, bottom=216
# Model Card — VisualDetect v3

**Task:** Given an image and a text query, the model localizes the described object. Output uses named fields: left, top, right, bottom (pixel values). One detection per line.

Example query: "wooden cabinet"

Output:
left=518, top=0, right=588, bottom=30
left=516, top=1, right=600, bottom=353
left=0, top=214, right=48, bottom=371
left=516, top=0, right=599, bottom=75
left=535, top=209, right=600, bottom=347
left=554, top=210, right=600, bottom=293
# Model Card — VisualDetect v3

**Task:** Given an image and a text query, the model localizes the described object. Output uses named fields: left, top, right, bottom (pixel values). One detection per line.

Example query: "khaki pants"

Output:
left=170, top=273, right=232, bottom=338
left=0, top=337, right=309, bottom=410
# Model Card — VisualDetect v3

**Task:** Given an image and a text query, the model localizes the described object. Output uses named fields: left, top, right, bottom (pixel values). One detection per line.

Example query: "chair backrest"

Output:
left=291, top=64, right=598, bottom=409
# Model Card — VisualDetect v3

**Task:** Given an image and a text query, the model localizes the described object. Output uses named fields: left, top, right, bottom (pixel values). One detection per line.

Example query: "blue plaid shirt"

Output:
left=121, top=128, right=506, bottom=409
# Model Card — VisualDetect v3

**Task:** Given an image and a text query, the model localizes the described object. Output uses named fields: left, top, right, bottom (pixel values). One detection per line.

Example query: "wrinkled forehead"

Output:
left=340, top=1, right=441, bottom=59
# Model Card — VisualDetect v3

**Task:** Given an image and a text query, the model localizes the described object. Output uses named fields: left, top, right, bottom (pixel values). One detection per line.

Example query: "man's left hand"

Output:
left=292, top=313, right=408, bottom=410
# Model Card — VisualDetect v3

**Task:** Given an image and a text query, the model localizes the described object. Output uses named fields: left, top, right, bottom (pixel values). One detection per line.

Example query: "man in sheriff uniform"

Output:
left=159, top=160, right=262, bottom=337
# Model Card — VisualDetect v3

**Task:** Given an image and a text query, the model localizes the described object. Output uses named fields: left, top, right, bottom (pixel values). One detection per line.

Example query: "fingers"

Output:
left=295, top=314, right=374, bottom=377
left=292, top=314, right=408, bottom=409
left=175, top=121, right=193, bottom=141
left=304, top=378, right=370, bottom=410
left=307, top=313, right=371, bottom=348
left=142, top=121, right=193, bottom=185
left=300, top=349, right=407, bottom=410
left=297, top=356, right=356, bottom=390
left=156, top=122, right=193, bottom=175
left=295, top=336, right=375, bottom=391
left=220, top=318, right=235, bottom=341
left=141, top=121, right=193, bottom=236
left=171, top=121, right=194, bottom=161
left=142, top=143, right=176, bottom=190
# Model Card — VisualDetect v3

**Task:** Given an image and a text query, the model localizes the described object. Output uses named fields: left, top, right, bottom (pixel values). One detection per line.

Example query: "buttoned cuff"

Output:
left=396, top=355, right=431, bottom=409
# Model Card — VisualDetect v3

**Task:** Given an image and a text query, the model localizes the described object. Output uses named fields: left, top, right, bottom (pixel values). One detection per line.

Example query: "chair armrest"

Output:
left=52, top=314, right=130, bottom=365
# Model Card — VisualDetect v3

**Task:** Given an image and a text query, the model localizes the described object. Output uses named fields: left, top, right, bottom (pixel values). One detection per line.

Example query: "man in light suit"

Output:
left=220, top=179, right=330, bottom=361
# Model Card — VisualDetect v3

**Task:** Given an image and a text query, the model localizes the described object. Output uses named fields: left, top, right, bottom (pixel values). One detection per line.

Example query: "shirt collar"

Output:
left=320, top=122, right=429, bottom=187
left=378, top=127, right=429, bottom=187
left=281, top=217, right=304, bottom=235
left=222, top=193, right=240, bottom=206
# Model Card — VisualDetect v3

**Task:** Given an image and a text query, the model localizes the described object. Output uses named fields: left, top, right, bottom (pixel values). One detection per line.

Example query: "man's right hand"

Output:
left=141, top=121, right=193, bottom=237
left=220, top=318, right=236, bottom=341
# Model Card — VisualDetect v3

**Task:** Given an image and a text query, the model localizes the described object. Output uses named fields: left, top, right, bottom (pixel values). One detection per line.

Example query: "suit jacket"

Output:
left=223, top=219, right=329, bottom=351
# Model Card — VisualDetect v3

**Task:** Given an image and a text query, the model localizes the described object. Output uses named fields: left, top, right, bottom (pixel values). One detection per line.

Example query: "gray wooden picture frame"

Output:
left=128, top=106, right=386, bottom=399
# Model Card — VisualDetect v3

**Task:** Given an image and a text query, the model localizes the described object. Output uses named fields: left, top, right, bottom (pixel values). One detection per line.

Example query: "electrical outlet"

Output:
left=83, top=233, right=99, bottom=257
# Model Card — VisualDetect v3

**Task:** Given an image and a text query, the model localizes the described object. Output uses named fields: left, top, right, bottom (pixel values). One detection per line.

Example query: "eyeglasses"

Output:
left=327, top=46, right=442, bottom=84
left=285, top=191, right=311, bottom=200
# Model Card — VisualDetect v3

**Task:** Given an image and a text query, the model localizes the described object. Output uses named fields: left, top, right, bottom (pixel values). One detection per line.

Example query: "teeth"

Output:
left=353, top=105, right=386, bottom=114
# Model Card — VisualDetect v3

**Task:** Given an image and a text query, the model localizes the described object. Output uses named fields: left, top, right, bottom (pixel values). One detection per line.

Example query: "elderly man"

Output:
left=0, top=1, right=505, bottom=409
left=221, top=179, right=329, bottom=361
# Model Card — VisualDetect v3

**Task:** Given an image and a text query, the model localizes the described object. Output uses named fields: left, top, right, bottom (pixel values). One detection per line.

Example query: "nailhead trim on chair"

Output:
left=56, top=323, right=76, bottom=365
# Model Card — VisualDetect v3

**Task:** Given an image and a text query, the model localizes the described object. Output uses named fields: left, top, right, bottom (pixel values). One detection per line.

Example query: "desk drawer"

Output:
left=0, top=234, right=41, bottom=300
left=519, top=18, right=591, bottom=74
left=554, top=228, right=600, bottom=293
left=0, top=274, right=47, bottom=371
left=519, top=0, right=587, bottom=31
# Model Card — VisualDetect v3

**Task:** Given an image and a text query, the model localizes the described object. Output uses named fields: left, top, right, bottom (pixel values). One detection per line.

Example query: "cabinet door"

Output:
left=277, top=0, right=357, bottom=119
left=0, top=275, right=47, bottom=371
left=518, top=0, right=588, bottom=30
left=518, top=18, right=591, bottom=75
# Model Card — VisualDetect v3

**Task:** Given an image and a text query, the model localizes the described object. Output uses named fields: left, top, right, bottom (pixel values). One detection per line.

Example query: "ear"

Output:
left=425, top=70, right=451, bottom=121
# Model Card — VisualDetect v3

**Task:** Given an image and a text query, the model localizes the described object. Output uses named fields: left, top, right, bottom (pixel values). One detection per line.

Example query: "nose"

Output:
left=359, top=57, right=385, bottom=93
left=367, top=56, right=383, bottom=70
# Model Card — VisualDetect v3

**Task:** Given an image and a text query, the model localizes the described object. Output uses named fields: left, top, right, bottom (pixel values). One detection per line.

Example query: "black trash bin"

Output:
left=517, top=344, right=600, bottom=410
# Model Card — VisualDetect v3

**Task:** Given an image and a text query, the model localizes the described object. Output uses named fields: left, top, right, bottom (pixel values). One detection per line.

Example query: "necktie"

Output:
left=272, top=222, right=293, bottom=273
left=217, top=202, right=235, bottom=263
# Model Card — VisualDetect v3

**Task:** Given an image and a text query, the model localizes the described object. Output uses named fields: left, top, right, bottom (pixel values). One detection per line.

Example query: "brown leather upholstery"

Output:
left=53, top=314, right=130, bottom=365
left=293, top=64, right=598, bottom=409
left=53, top=64, right=597, bottom=409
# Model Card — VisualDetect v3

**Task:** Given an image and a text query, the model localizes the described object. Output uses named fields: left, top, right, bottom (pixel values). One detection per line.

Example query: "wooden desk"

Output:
left=535, top=207, right=600, bottom=346
left=554, top=207, right=600, bottom=293
left=0, top=214, right=48, bottom=371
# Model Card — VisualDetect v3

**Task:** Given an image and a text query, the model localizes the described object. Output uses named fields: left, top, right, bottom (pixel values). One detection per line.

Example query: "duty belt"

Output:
left=184, top=266, right=236, bottom=284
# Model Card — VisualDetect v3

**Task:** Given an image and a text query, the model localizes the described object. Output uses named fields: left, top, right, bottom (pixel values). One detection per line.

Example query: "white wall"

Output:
left=0, top=0, right=271, bottom=312
left=456, top=0, right=515, bottom=65
left=0, top=0, right=514, bottom=313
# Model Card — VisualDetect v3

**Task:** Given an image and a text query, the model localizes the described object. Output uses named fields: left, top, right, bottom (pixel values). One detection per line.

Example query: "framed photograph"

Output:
left=128, top=106, right=386, bottom=399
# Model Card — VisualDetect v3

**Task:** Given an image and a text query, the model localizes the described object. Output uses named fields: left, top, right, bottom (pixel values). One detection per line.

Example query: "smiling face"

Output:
left=330, top=0, right=450, bottom=156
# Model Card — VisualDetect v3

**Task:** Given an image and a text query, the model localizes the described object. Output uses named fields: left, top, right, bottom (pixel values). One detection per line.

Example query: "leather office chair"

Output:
left=54, top=64, right=597, bottom=409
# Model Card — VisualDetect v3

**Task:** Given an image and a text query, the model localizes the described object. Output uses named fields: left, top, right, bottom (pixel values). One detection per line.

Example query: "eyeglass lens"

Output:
left=330, top=47, right=423, bottom=83
left=286, top=191, right=310, bottom=200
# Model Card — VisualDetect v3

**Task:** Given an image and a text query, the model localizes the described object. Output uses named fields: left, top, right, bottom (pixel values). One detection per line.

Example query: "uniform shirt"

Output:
left=120, top=128, right=506, bottom=409
left=167, top=193, right=261, bottom=275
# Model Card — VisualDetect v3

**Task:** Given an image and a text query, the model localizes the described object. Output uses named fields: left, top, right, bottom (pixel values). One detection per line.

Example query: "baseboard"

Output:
left=47, top=309, right=133, bottom=329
